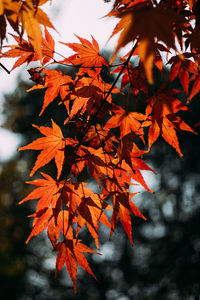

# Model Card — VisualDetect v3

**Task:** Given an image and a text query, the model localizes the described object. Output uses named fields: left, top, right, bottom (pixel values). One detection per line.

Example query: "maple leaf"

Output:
left=56, top=239, right=98, bottom=293
left=144, top=85, right=196, bottom=156
left=40, top=69, right=73, bottom=115
left=20, top=173, right=79, bottom=246
left=0, top=0, right=20, bottom=45
left=83, top=123, right=118, bottom=153
left=60, top=180, right=111, bottom=246
left=168, top=53, right=198, bottom=95
left=101, top=174, right=146, bottom=243
left=145, top=86, right=189, bottom=119
left=18, top=1, right=43, bottom=59
left=2, top=28, right=55, bottom=71
left=18, top=0, right=55, bottom=60
left=104, top=104, right=146, bottom=142
left=18, top=120, right=74, bottom=179
left=116, top=135, right=155, bottom=192
left=3, top=34, right=39, bottom=71
left=110, top=192, right=146, bottom=245
left=64, top=72, right=118, bottom=121
left=25, top=207, right=54, bottom=244
left=66, top=84, right=102, bottom=121
left=188, top=71, right=200, bottom=101
left=1, top=0, right=54, bottom=58
left=41, top=27, right=55, bottom=65
left=26, top=206, right=77, bottom=246
left=75, top=146, right=115, bottom=185
left=47, top=210, right=67, bottom=248
left=111, top=59, right=148, bottom=96
left=76, top=191, right=111, bottom=249
left=28, top=69, right=73, bottom=115
left=60, top=35, right=108, bottom=71
left=108, top=3, right=186, bottom=83
left=19, top=172, right=64, bottom=211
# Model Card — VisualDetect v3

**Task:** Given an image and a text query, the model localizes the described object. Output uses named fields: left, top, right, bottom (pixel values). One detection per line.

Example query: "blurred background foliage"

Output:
left=0, top=61, right=200, bottom=300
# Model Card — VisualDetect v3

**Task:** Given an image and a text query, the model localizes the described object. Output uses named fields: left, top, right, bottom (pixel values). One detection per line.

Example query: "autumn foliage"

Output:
left=1, top=0, right=199, bottom=292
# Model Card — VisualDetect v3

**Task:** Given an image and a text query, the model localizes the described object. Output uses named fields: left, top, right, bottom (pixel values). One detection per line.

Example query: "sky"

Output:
left=0, top=0, right=128, bottom=161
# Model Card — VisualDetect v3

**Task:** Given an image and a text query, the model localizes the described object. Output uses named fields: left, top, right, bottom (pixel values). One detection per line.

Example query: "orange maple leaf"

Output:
left=26, top=207, right=54, bottom=244
left=60, top=35, right=108, bottom=71
left=76, top=146, right=114, bottom=184
left=18, top=0, right=55, bottom=60
left=1, top=0, right=55, bottom=59
left=3, top=34, right=39, bottom=71
left=3, top=29, right=55, bottom=71
left=64, top=72, right=119, bottom=121
left=83, top=124, right=118, bottom=153
left=41, top=27, right=55, bottom=65
left=19, top=172, right=64, bottom=210
left=19, top=172, right=79, bottom=247
left=25, top=206, right=77, bottom=247
left=47, top=210, right=78, bottom=248
left=104, top=104, right=146, bottom=142
left=28, top=69, right=73, bottom=115
left=18, top=120, right=74, bottom=179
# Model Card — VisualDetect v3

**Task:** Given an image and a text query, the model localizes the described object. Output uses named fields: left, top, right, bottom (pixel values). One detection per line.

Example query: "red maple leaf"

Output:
left=76, top=191, right=111, bottom=249
left=110, top=192, right=146, bottom=245
left=111, top=59, right=148, bottom=96
left=118, top=135, right=156, bottom=192
left=168, top=53, right=198, bottom=95
left=144, top=85, right=196, bottom=156
left=56, top=239, right=98, bottom=293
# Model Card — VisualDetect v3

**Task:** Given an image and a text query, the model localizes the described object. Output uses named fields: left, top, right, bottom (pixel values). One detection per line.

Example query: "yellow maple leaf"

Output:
left=19, top=2, right=43, bottom=59
left=1, top=0, right=55, bottom=59
left=18, top=1, right=55, bottom=60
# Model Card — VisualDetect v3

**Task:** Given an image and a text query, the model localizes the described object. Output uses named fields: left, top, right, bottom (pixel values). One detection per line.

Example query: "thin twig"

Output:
left=0, top=63, right=10, bottom=74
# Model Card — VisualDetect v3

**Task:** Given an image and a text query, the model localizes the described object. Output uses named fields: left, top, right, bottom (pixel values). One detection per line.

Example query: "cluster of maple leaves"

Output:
left=0, top=0, right=199, bottom=292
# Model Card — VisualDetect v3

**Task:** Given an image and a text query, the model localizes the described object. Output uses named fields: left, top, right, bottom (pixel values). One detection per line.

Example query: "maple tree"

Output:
left=1, top=0, right=199, bottom=292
